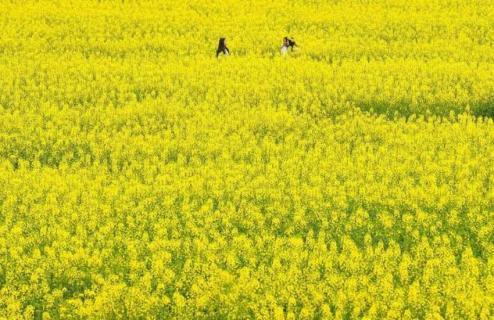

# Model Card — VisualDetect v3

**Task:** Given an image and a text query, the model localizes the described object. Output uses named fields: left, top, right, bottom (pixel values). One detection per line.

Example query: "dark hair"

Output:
left=285, top=36, right=296, bottom=49
left=216, top=37, right=229, bottom=57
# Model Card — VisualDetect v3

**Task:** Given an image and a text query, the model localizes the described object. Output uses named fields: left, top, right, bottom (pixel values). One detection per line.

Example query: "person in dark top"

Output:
left=281, top=36, right=297, bottom=55
left=216, top=38, right=230, bottom=57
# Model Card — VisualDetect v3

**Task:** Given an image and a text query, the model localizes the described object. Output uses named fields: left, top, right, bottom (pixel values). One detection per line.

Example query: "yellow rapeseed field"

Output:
left=1, top=0, right=494, bottom=319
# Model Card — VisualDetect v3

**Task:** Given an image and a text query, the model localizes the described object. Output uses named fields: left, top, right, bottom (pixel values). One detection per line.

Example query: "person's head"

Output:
left=287, top=38, right=296, bottom=48
left=219, top=37, right=226, bottom=48
left=283, top=37, right=289, bottom=46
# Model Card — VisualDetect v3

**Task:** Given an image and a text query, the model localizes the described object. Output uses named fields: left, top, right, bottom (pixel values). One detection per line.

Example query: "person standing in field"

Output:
left=281, top=36, right=296, bottom=55
left=216, top=38, right=230, bottom=57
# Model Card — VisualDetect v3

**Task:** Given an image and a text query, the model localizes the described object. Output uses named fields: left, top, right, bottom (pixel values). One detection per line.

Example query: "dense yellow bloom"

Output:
left=0, top=0, right=494, bottom=319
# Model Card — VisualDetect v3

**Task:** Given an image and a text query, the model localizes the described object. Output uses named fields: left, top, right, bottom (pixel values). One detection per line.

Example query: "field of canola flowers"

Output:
left=1, top=0, right=494, bottom=319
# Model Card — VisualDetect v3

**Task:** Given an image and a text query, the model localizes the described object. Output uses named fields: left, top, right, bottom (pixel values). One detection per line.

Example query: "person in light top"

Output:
left=216, top=37, right=230, bottom=57
left=281, top=36, right=296, bottom=55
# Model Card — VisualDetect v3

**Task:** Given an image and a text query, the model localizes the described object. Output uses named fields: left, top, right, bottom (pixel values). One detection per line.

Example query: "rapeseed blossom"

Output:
left=0, top=0, right=494, bottom=319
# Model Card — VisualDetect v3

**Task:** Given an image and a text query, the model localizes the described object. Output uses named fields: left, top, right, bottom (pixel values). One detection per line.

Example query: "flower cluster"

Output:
left=1, top=0, right=494, bottom=319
